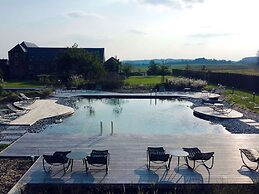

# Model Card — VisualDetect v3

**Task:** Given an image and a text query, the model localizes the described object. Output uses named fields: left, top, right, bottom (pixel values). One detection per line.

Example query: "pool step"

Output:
left=1, top=130, right=27, bottom=135
left=0, top=140, right=13, bottom=145
left=248, top=123, right=259, bottom=127
left=2, top=135, right=22, bottom=141
left=239, top=119, right=259, bottom=129
left=6, top=126, right=21, bottom=130
left=239, top=119, right=256, bottom=123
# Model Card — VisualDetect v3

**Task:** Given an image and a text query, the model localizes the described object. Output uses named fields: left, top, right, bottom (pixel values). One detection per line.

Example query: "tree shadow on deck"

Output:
left=175, top=167, right=204, bottom=184
left=238, top=168, right=259, bottom=183
left=134, top=166, right=172, bottom=184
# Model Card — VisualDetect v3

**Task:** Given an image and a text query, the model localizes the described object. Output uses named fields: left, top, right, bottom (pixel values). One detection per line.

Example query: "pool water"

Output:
left=44, top=98, right=228, bottom=135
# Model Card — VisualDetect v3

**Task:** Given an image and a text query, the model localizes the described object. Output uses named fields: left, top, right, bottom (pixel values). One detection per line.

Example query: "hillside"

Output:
left=122, top=57, right=258, bottom=66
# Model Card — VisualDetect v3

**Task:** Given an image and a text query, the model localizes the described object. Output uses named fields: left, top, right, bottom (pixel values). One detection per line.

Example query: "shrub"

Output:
left=69, top=75, right=85, bottom=88
left=99, top=72, right=124, bottom=89
left=41, top=88, right=53, bottom=97
left=0, top=84, right=3, bottom=96
left=8, top=92, right=20, bottom=101
left=167, top=77, right=207, bottom=90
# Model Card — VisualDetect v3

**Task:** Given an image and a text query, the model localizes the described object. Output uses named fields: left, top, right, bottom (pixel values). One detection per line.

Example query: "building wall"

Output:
left=8, top=45, right=28, bottom=79
left=8, top=43, right=105, bottom=80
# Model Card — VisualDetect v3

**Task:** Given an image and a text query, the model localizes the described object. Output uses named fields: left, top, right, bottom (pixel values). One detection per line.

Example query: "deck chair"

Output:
left=42, top=151, right=71, bottom=173
left=239, top=149, right=259, bottom=171
left=6, top=103, right=27, bottom=115
left=146, top=147, right=171, bottom=170
left=210, top=102, right=235, bottom=115
left=183, top=147, right=214, bottom=169
left=86, top=150, right=110, bottom=173
left=18, top=93, right=39, bottom=104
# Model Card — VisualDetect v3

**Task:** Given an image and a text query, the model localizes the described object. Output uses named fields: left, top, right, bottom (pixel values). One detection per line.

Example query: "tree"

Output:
left=185, top=64, right=191, bottom=70
left=54, top=48, right=105, bottom=82
left=121, top=64, right=132, bottom=77
left=147, top=60, right=160, bottom=75
left=159, top=65, right=171, bottom=83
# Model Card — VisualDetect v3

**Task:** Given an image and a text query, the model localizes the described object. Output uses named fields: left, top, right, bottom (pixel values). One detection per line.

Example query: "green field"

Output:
left=3, top=81, right=42, bottom=88
left=132, top=64, right=259, bottom=76
left=125, top=76, right=173, bottom=86
left=173, top=64, right=259, bottom=75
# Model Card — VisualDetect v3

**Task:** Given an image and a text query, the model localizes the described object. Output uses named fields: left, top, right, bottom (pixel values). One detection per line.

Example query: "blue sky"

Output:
left=1, top=0, right=258, bottom=60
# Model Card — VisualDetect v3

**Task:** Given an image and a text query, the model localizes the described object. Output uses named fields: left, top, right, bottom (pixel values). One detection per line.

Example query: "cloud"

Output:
left=128, top=29, right=147, bottom=35
left=67, top=11, right=104, bottom=19
left=138, top=0, right=205, bottom=9
left=188, top=33, right=232, bottom=38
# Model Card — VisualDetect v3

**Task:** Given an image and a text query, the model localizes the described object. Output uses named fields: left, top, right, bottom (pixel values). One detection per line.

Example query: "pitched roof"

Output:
left=105, top=57, right=120, bottom=64
left=20, top=41, right=38, bottom=48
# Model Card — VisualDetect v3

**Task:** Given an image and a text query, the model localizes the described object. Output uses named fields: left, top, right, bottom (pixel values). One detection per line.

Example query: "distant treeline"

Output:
left=123, top=56, right=259, bottom=67
left=123, top=58, right=234, bottom=66
left=172, top=69, right=259, bottom=92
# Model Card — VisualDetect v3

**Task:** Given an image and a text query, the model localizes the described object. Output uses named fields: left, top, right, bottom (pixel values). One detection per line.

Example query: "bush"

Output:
left=167, top=77, right=207, bottom=90
left=41, top=88, right=53, bottom=97
left=8, top=92, right=20, bottom=101
left=99, top=72, right=124, bottom=89
left=69, top=75, right=85, bottom=88
left=0, top=84, right=3, bottom=96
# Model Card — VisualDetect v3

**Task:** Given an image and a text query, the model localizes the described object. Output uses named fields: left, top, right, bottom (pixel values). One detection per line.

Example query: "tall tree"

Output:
left=54, top=48, right=105, bottom=81
left=121, top=64, right=132, bottom=77
left=147, top=60, right=160, bottom=75
left=159, top=65, right=171, bottom=83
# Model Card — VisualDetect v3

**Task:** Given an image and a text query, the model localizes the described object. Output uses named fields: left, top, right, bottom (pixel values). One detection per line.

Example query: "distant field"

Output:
left=132, top=64, right=259, bottom=76
left=173, top=64, right=259, bottom=75
left=125, top=76, right=173, bottom=86
left=3, top=81, right=42, bottom=88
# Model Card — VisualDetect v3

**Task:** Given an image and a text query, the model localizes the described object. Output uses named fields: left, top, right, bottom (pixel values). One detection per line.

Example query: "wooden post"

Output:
left=111, top=121, right=114, bottom=136
left=100, top=121, right=103, bottom=136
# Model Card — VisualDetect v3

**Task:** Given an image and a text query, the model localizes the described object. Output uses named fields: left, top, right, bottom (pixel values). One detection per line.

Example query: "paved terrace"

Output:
left=2, top=133, right=259, bottom=187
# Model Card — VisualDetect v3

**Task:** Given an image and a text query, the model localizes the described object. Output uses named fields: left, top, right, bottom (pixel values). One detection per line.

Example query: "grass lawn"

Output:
left=0, top=144, right=8, bottom=152
left=125, top=76, right=173, bottom=86
left=3, top=81, right=42, bottom=88
left=206, top=85, right=259, bottom=113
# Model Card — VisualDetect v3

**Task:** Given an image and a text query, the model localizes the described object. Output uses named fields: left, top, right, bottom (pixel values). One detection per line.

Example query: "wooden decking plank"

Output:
left=2, top=133, right=259, bottom=185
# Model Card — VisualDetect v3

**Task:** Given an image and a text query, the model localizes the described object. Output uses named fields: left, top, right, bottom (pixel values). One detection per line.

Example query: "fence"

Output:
left=172, top=69, right=259, bottom=92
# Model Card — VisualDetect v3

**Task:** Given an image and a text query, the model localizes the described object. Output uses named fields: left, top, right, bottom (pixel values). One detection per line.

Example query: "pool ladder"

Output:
left=99, top=121, right=114, bottom=136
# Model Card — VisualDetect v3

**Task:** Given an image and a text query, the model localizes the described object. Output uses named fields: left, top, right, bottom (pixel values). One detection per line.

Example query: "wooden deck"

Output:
left=2, top=132, right=259, bottom=188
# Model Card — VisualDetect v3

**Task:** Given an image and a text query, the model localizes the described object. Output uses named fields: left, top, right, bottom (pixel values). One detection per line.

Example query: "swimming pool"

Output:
left=44, top=98, right=228, bottom=135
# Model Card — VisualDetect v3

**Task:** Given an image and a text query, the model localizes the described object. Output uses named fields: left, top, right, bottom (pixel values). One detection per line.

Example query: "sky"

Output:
left=0, top=0, right=259, bottom=61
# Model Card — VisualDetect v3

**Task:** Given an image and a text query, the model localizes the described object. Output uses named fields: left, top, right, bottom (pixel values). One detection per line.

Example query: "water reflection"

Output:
left=45, top=98, right=227, bottom=135
left=102, top=98, right=127, bottom=116
left=103, top=98, right=127, bottom=106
